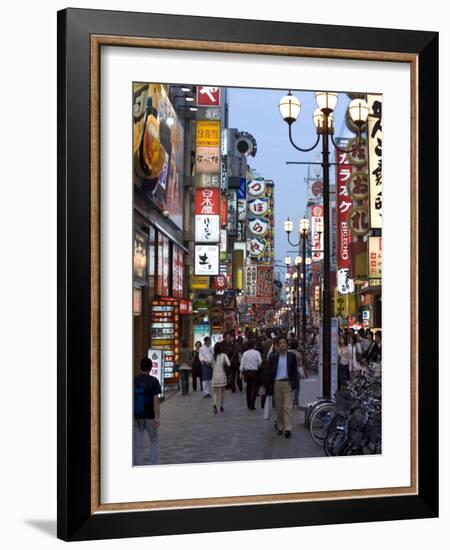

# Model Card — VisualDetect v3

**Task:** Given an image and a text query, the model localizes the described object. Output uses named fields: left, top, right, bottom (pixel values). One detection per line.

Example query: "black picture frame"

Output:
left=57, top=8, right=438, bottom=542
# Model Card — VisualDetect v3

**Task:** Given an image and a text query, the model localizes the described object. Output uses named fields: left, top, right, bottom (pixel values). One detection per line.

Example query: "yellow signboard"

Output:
left=190, top=275, right=210, bottom=289
left=196, top=120, right=220, bottom=147
left=334, top=288, right=356, bottom=317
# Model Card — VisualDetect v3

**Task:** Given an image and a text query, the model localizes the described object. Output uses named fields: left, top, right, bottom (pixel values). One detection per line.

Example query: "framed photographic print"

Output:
left=57, top=8, right=438, bottom=542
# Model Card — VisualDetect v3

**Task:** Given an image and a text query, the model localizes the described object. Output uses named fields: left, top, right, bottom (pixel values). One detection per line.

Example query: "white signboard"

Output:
left=195, top=214, right=220, bottom=243
left=337, top=267, right=355, bottom=295
left=194, top=245, right=220, bottom=276
left=368, top=94, right=383, bottom=229
left=147, top=349, right=164, bottom=396
left=220, top=229, right=227, bottom=253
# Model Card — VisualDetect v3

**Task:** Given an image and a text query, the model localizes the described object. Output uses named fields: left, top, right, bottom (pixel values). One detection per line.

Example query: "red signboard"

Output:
left=220, top=194, right=228, bottom=228
left=336, top=139, right=353, bottom=270
left=179, top=299, right=192, bottom=315
left=212, top=274, right=228, bottom=290
left=172, top=245, right=184, bottom=299
left=195, top=188, right=220, bottom=216
left=196, top=86, right=221, bottom=106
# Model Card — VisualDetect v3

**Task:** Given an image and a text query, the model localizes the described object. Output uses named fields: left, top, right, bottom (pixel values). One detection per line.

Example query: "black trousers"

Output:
left=192, top=366, right=203, bottom=391
left=229, top=365, right=242, bottom=392
left=338, top=363, right=350, bottom=389
left=245, top=370, right=260, bottom=410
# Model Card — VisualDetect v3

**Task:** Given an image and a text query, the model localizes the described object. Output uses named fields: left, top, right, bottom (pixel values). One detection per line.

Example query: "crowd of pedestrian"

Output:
left=133, top=325, right=382, bottom=465
left=337, top=328, right=382, bottom=389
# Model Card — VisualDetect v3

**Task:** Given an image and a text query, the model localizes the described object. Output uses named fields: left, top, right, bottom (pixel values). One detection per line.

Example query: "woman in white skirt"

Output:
left=211, top=342, right=230, bottom=414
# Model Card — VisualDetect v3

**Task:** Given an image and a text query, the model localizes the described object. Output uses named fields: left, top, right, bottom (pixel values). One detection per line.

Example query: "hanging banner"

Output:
left=307, top=179, right=323, bottom=204
left=172, top=245, right=184, bottom=299
left=251, top=266, right=273, bottom=305
left=195, top=146, right=220, bottom=174
left=195, top=215, right=220, bottom=242
left=236, top=221, right=246, bottom=242
left=368, top=94, right=383, bottom=229
left=368, top=236, right=382, bottom=281
left=336, top=138, right=353, bottom=271
left=310, top=205, right=324, bottom=262
left=238, top=177, right=247, bottom=199
left=248, top=217, right=270, bottom=236
left=196, top=86, right=221, bottom=106
left=194, top=245, right=220, bottom=276
left=196, top=120, right=220, bottom=147
left=195, top=188, right=220, bottom=215
left=244, top=265, right=258, bottom=300
left=237, top=199, right=247, bottom=221
left=226, top=189, right=237, bottom=236
left=220, top=194, right=228, bottom=227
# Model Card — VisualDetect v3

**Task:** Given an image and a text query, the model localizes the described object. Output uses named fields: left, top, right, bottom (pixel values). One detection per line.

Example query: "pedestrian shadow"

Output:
left=25, top=519, right=56, bottom=537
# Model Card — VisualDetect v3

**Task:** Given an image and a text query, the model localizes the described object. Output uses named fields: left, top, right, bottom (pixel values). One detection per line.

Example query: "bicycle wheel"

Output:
left=306, top=399, right=333, bottom=428
left=309, top=403, right=336, bottom=446
left=324, top=428, right=348, bottom=456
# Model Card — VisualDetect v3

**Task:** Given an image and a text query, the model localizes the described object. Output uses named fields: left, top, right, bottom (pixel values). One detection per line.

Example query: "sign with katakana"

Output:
left=194, top=245, right=220, bottom=276
left=196, top=86, right=221, bottom=106
left=195, top=146, right=220, bottom=174
left=248, top=217, right=270, bottom=236
left=247, top=197, right=269, bottom=216
left=368, top=94, right=383, bottom=229
left=195, top=215, right=220, bottom=242
left=196, top=120, right=220, bottom=147
left=195, top=188, right=220, bottom=215
left=247, top=178, right=266, bottom=197
left=336, top=138, right=353, bottom=271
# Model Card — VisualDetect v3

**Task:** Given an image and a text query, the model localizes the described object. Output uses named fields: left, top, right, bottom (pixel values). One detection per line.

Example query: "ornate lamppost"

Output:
left=279, top=91, right=369, bottom=398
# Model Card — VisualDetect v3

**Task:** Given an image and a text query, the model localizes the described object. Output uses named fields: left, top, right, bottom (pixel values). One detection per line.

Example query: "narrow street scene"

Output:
left=133, top=84, right=382, bottom=466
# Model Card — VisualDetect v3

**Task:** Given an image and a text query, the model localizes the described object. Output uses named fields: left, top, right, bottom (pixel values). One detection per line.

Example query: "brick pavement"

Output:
left=141, top=375, right=324, bottom=466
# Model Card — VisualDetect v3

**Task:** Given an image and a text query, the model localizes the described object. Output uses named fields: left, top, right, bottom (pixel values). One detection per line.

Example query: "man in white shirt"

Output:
left=199, top=337, right=214, bottom=398
left=239, top=340, right=262, bottom=410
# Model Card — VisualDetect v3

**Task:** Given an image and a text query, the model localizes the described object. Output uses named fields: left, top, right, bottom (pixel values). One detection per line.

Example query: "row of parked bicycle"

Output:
left=306, top=364, right=382, bottom=456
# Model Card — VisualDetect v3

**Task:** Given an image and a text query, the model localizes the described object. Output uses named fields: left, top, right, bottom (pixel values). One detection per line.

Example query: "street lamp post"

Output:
left=279, top=91, right=368, bottom=398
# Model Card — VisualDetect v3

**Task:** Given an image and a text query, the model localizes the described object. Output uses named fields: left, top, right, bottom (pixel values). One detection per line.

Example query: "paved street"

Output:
left=142, top=374, right=324, bottom=465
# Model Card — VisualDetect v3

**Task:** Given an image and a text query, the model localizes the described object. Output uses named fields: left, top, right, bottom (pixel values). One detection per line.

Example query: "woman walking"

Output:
left=337, top=335, right=351, bottom=390
left=349, top=333, right=363, bottom=379
left=211, top=342, right=230, bottom=414
left=179, top=340, right=192, bottom=395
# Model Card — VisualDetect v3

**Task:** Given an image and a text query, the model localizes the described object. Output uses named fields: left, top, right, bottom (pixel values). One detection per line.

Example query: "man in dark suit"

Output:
left=266, top=335, right=298, bottom=438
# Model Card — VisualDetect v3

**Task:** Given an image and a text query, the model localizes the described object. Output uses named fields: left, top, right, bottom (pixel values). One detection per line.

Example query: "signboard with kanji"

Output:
left=194, top=245, right=220, bottom=276
left=368, top=94, right=383, bottom=229
left=196, top=120, right=221, bottom=147
left=311, top=204, right=324, bottom=262
left=195, top=188, right=220, bottom=215
left=195, top=147, right=220, bottom=174
left=368, top=236, right=382, bottom=281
